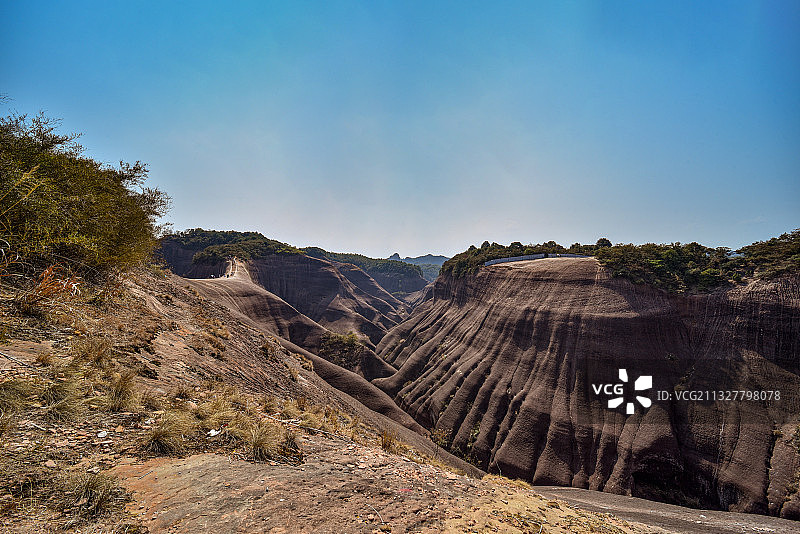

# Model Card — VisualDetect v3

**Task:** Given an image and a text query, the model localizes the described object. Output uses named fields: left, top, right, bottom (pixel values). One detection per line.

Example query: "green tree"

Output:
left=0, top=111, right=170, bottom=277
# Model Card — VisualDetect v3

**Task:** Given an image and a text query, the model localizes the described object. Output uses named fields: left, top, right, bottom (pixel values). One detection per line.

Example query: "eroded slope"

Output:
left=374, top=257, right=800, bottom=517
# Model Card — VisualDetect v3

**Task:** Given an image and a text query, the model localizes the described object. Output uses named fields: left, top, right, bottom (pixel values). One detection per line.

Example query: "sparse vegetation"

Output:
left=57, top=471, right=121, bottom=519
left=105, top=370, right=139, bottom=412
left=246, top=421, right=282, bottom=461
left=379, top=428, right=398, bottom=453
left=293, top=352, right=314, bottom=371
left=143, top=411, right=195, bottom=455
left=303, top=247, right=424, bottom=280
left=72, top=335, right=112, bottom=368
left=317, top=331, right=368, bottom=371
left=40, top=377, right=83, bottom=422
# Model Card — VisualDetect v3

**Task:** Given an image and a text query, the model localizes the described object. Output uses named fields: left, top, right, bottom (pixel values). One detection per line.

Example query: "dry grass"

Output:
left=379, top=428, right=398, bottom=453
left=484, top=474, right=532, bottom=490
left=105, top=371, right=139, bottom=412
left=262, top=393, right=278, bottom=413
left=202, top=331, right=225, bottom=351
left=207, top=320, right=230, bottom=340
left=71, top=335, right=112, bottom=368
left=140, top=388, right=163, bottom=411
left=279, top=428, right=303, bottom=464
left=194, top=395, right=238, bottom=434
left=0, top=411, right=15, bottom=437
left=35, top=351, right=55, bottom=366
left=246, top=421, right=282, bottom=461
left=323, top=405, right=341, bottom=433
left=0, top=378, right=37, bottom=414
left=143, top=411, right=196, bottom=455
left=0, top=446, right=58, bottom=510
left=57, top=471, right=121, bottom=518
left=40, top=377, right=83, bottom=422
left=300, top=407, right=325, bottom=430
left=171, top=383, right=193, bottom=400
left=348, top=415, right=363, bottom=440
left=280, top=399, right=302, bottom=420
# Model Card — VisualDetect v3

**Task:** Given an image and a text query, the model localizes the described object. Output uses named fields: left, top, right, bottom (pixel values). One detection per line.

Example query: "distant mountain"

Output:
left=389, top=253, right=449, bottom=267
left=302, top=247, right=428, bottom=296
left=389, top=253, right=450, bottom=282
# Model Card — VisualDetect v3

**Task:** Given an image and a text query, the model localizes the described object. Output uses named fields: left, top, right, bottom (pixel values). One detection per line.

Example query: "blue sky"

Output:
left=2, top=1, right=798, bottom=257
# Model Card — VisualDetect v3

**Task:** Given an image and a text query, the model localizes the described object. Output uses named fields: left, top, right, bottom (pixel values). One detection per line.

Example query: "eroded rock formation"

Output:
left=374, top=257, right=800, bottom=517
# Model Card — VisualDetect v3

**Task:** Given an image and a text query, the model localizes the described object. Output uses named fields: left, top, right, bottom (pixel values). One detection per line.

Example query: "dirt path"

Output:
left=534, top=487, right=798, bottom=534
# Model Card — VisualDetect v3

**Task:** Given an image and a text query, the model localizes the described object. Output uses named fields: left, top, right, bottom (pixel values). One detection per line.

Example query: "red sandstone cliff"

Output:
left=373, top=257, right=800, bottom=517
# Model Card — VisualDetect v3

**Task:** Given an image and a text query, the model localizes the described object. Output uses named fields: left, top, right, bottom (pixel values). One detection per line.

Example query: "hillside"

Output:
left=373, top=257, right=800, bottom=518
left=305, top=247, right=429, bottom=295
left=389, top=253, right=450, bottom=282
left=159, top=231, right=413, bottom=348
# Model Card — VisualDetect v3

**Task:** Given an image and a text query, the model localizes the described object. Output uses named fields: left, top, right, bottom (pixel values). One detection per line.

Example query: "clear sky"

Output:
left=2, top=1, right=798, bottom=257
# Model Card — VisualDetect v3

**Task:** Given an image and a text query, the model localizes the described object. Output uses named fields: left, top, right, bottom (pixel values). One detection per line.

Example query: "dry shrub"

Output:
left=40, top=377, right=83, bottom=422
left=262, top=393, right=278, bottom=413
left=246, top=421, right=282, bottom=461
left=106, top=371, right=139, bottom=412
left=0, top=378, right=36, bottom=414
left=143, top=411, right=195, bottom=455
left=72, top=335, right=112, bottom=368
left=380, top=428, right=398, bottom=453
left=57, top=471, right=120, bottom=518
left=293, top=353, right=314, bottom=371
left=35, top=351, right=54, bottom=366
left=12, top=264, right=80, bottom=314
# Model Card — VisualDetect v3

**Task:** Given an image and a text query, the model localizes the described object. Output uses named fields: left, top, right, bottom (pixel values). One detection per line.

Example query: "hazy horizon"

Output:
left=2, top=1, right=798, bottom=258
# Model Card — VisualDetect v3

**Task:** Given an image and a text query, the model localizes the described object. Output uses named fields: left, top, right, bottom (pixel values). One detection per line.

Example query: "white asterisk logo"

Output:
left=608, top=369, right=652, bottom=415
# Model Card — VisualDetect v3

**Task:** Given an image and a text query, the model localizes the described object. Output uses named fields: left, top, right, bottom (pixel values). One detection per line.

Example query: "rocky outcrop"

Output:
left=187, top=265, right=396, bottom=380
left=366, top=270, right=429, bottom=295
left=246, top=255, right=404, bottom=347
left=159, top=240, right=410, bottom=348
left=158, top=240, right=226, bottom=278
left=374, top=257, right=800, bottom=517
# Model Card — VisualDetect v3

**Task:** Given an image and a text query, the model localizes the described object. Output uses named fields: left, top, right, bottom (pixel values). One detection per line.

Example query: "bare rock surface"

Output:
left=109, top=438, right=670, bottom=533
